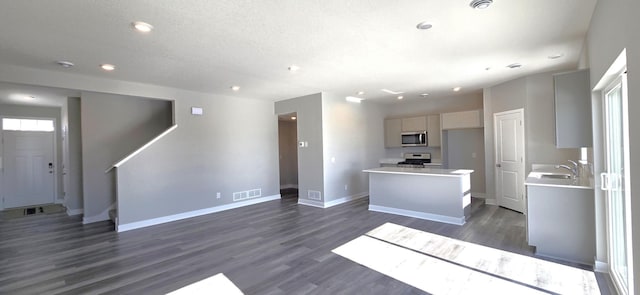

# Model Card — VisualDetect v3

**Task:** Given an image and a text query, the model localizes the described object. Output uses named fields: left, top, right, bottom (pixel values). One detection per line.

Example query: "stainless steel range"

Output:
left=397, top=153, right=431, bottom=168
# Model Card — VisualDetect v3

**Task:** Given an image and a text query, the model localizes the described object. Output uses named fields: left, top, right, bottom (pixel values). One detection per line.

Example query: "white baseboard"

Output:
left=485, top=198, right=498, bottom=206
left=117, top=194, right=281, bottom=233
left=471, top=192, right=486, bottom=198
left=280, top=184, right=299, bottom=189
left=324, top=193, right=368, bottom=208
left=298, top=193, right=368, bottom=209
left=594, top=260, right=608, bottom=273
left=368, top=205, right=465, bottom=226
left=471, top=192, right=498, bottom=205
left=534, top=252, right=593, bottom=267
left=83, top=203, right=116, bottom=224
left=297, top=198, right=325, bottom=208
left=67, top=208, right=84, bottom=216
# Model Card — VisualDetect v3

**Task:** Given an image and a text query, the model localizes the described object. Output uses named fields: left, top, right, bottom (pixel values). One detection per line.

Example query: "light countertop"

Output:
left=525, top=168, right=594, bottom=190
left=363, top=167, right=473, bottom=177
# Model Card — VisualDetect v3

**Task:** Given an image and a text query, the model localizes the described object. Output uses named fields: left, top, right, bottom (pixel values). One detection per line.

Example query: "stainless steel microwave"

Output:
left=401, top=131, right=427, bottom=147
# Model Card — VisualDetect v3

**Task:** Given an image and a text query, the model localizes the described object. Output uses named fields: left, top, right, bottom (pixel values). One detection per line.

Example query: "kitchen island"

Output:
left=363, top=167, right=473, bottom=225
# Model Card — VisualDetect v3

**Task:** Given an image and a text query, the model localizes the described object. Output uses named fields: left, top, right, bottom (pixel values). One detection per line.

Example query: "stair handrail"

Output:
left=105, top=124, right=178, bottom=173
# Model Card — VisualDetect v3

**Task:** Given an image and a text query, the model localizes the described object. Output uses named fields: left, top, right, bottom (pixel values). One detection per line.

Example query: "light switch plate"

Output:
left=191, top=107, right=203, bottom=115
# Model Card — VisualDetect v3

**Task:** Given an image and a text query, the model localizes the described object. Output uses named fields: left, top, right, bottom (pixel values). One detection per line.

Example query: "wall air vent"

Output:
left=233, top=188, right=262, bottom=201
left=308, top=190, right=322, bottom=200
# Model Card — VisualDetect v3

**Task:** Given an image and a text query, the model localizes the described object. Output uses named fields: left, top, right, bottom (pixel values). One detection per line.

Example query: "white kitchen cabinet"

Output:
left=441, top=110, right=483, bottom=130
left=401, top=116, right=427, bottom=132
left=384, top=118, right=402, bottom=148
left=554, top=69, right=592, bottom=148
left=427, top=114, right=441, bottom=147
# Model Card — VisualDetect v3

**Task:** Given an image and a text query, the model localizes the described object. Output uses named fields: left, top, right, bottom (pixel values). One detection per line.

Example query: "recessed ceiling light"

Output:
left=381, top=89, right=404, bottom=95
left=420, top=93, right=430, bottom=97
left=397, top=95, right=404, bottom=100
left=231, top=85, right=240, bottom=91
left=469, top=0, right=493, bottom=9
left=288, top=65, right=300, bottom=72
left=357, top=91, right=365, bottom=95
left=291, top=116, right=297, bottom=120
left=56, top=61, right=74, bottom=68
left=25, top=95, right=35, bottom=100
left=100, top=64, right=116, bottom=71
left=507, top=63, right=522, bottom=69
left=548, top=53, right=565, bottom=59
left=132, top=21, right=153, bottom=33
left=346, top=96, right=363, bottom=103
left=416, top=22, right=433, bottom=30
left=453, top=87, right=462, bottom=92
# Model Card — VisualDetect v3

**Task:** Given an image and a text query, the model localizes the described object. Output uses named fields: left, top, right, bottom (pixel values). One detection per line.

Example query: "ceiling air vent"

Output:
left=469, top=0, right=493, bottom=9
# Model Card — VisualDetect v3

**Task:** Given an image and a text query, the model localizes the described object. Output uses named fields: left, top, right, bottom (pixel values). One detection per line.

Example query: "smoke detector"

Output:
left=470, top=0, right=493, bottom=9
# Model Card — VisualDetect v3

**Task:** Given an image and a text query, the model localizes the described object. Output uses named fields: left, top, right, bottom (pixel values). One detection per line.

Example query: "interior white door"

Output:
left=494, top=109, right=525, bottom=213
left=2, top=131, right=55, bottom=208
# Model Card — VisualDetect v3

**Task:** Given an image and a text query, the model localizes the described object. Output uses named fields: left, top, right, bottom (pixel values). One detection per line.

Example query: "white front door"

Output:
left=2, top=131, right=55, bottom=208
left=494, top=109, right=525, bottom=213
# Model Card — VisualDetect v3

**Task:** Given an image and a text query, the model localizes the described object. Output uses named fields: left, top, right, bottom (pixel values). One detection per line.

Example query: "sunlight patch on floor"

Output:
left=333, top=222, right=600, bottom=295
left=166, top=273, right=244, bottom=295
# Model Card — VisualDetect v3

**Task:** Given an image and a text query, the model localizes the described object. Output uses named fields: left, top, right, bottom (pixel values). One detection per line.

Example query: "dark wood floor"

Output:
left=0, top=191, right=613, bottom=294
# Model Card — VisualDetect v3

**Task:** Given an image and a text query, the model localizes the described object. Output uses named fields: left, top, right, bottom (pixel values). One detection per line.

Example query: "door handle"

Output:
left=48, top=162, right=53, bottom=169
left=496, top=164, right=501, bottom=168
left=600, top=173, right=609, bottom=191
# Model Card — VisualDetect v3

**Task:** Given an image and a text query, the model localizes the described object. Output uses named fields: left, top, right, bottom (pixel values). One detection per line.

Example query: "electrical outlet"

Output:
left=344, top=184, right=348, bottom=191
left=472, top=152, right=477, bottom=158
left=216, top=192, right=221, bottom=199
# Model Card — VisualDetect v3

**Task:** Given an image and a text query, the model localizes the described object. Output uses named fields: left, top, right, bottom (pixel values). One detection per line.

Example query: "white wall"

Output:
left=384, top=92, right=484, bottom=117
left=116, top=95, right=279, bottom=225
left=81, top=92, right=173, bottom=222
left=446, top=128, right=486, bottom=194
left=587, top=0, right=640, bottom=290
left=483, top=72, right=579, bottom=201
left=61, top=97, right=83, bottom=214
left=321, top=92, right=385, bottom=202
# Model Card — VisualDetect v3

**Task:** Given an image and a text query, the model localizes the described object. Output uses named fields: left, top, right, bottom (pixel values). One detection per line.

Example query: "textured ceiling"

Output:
left=0, top=0, right=597, bottom=104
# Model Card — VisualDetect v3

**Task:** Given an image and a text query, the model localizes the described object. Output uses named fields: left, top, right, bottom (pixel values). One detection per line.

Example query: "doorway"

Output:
left=493, top=109, right=525, bottom=213
left=278, top=113, right=298, bottom=201
left=1, top=117, right=57, bottom=209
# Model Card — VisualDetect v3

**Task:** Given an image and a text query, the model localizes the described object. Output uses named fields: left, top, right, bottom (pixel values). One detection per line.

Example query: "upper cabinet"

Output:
left=384, top=118, right=402, bottom=148
left=441, top=110, right=483, bottom=130
left=554, top=69, right=592, bottom=148
left=401, top=116, right=427, bottom=132
left=427, top=114, right=441, bottom=147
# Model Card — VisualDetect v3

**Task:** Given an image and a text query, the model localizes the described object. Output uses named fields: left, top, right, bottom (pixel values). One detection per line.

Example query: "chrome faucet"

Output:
left=556, top=160, right=580, bottom=178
